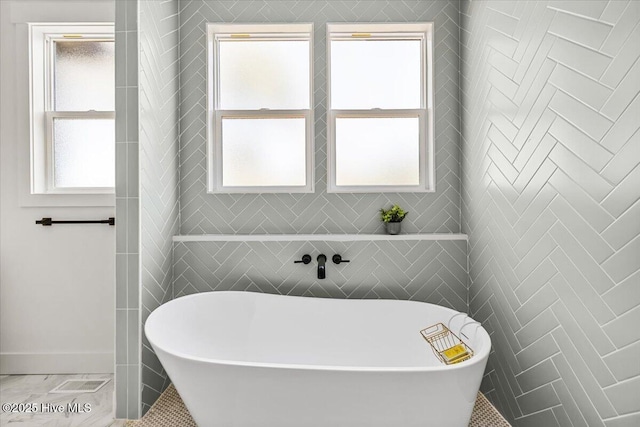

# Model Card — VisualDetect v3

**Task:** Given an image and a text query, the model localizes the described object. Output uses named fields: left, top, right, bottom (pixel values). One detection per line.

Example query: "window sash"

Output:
left=45, top=35, right=115, bottom=113
left=328, top=109, right=428, bottom=193
left=45, top=110, right=115, bottom=193
left=212, top=30, right=313, bottom=111
left=328, top=33, right=427, bottom=110
left=210, top=110, right=313, bottom=193
left=212, top=34, right=313, bottom=111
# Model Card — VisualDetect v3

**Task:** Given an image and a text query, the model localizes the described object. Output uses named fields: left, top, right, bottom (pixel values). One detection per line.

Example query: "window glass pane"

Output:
left=335, top=117, right=419, bottom=186
left=53, top=118, right=115, bottom=188
left=54, top=40, right=115, bottom=111
left=331, top=40, right=421, bottom=109
left=222, top=118, right=306, bottom=187
left=219, top=40, right=309, bottom=110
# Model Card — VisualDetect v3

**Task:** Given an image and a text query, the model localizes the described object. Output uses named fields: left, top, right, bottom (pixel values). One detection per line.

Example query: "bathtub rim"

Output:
left=145, top=291, right=491, bottom=373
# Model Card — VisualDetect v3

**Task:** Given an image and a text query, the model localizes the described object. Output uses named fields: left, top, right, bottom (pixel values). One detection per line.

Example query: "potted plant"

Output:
left=379, top=204, right=408, bottom=235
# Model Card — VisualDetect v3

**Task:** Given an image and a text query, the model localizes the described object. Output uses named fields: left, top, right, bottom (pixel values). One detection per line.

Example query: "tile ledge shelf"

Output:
left=173, top=234, right=468, bottom=242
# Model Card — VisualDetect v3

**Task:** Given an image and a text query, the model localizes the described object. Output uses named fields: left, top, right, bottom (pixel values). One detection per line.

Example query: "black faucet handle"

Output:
left=294, top=254, right=312, bottom=264
left=332, top=254, right=350, bottom=264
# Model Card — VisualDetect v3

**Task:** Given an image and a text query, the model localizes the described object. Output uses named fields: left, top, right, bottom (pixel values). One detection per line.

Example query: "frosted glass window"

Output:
left=335, top=118, right=420, bottom=186
left=327, top=24, right=433, bottom=192
left=331, top=40, right=421, bottom=109
left=53, top=118, right=115, bottom=188
left=222, top=118, right=306, bottom=187
left=219, top=40, right=310, bottom=110
left=29, top=24, right=115, bottom=197
left=209, top=24, right=313, bottom=192
left=54, top=41, right=115, bottom=111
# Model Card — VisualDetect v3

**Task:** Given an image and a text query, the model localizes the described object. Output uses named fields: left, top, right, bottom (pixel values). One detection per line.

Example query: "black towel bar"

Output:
left=36, top=217, right=115, bottom=226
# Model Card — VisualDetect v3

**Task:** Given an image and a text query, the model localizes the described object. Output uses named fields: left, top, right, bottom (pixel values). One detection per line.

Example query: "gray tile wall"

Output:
left=115, top=0, right=141, bottom=420
left=178, top=0, right=462, bottom=235
left=174, top=239, right=468, bottom=313
left=460, top=1, right=640, bottom=426
left=138, top=0, right=181, bottom=415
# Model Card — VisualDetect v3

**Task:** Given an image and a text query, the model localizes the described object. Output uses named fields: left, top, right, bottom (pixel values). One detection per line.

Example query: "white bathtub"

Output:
left=145, top=291, right=491, bottom=427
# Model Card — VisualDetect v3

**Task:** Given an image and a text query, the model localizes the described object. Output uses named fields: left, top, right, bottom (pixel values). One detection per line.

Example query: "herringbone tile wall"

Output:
left=122, top=0, right=640, bottom=423
left=461, top=1, right=640, bottom=426
left=178, top=0, right=462, bottom=235
left=174, top=239, right=468, bottom=312
left=139, top=0, right=181, bottom=415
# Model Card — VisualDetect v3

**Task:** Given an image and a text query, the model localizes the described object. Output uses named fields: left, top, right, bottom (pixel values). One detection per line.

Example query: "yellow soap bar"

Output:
left=441, top=344, right=468, bottom=363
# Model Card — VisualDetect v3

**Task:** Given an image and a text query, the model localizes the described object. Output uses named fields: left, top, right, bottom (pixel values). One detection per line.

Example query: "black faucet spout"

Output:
left=317, top=254, right=327, bottom=279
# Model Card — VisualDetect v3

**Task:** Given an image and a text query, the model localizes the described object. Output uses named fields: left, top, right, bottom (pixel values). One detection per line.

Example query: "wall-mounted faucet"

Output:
left=317, top=254, right=327, bottom=279
left=295, top=253, right=350, bottom=280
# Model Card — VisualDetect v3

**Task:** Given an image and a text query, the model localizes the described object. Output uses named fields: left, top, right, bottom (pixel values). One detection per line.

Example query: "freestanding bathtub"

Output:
left=145, top=291, right=491, bottom=427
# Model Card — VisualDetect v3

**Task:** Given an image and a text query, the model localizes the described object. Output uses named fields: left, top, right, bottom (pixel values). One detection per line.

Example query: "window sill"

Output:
left=19, top=193, right=115, bottom=208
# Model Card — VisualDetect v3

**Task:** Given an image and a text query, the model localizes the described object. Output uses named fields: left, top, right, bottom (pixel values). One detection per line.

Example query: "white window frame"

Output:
left=29, top=23, right=115, bottom=195
left=327, top=23, right=434, bottom=193
left=206, top=23, right=315, bottom=194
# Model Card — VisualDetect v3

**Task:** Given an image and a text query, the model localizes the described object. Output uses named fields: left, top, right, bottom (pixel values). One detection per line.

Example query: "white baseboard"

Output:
left=0, top=352, right=113, bottom=374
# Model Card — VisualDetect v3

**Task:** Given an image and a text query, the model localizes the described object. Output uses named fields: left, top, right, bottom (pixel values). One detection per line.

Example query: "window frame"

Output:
left=206, top=23, right=315, bottom=194
left=29, top=23, right=115, bottom=195
left=326, top=23, right=435, bottom=193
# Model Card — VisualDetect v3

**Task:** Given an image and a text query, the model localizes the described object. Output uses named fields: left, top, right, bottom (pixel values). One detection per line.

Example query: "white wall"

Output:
left=0, top=0, right=116, bottom=374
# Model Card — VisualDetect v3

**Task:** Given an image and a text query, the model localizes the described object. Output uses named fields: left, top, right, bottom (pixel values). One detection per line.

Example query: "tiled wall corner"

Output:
left=138, top=0, right=181, bottom=415
left=178, top=0, right=462, bottom=235
left=115, top=0, right=141, bottom=420
left=461, top=1, right=640, bottom=426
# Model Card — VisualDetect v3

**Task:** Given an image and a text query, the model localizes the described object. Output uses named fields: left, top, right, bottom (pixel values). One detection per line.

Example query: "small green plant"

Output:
left=379, top=204, right=408, bottom=223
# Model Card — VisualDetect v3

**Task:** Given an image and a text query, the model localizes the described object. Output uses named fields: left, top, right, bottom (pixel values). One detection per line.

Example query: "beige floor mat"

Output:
left=127, top=384, right=511, bottom=427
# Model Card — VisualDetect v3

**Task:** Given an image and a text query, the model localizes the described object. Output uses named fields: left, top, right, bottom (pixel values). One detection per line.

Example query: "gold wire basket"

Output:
left=420, top=323, right=474, bottom=365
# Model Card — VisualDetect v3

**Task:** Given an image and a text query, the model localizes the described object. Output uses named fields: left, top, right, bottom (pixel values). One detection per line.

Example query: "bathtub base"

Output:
left=160, top=350, right=481, bottom=427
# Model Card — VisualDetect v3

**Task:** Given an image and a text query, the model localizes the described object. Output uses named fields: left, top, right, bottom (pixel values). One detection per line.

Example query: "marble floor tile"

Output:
left=0, top=374, right=125, bottom=426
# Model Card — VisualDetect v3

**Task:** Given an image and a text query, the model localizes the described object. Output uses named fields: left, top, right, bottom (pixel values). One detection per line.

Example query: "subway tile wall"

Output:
left=461, top=1, right=640, bottom=426
left=138, top=0, right=181, bottom=415
left=178, top=0, right=462, bottom=235
left=114, top=0, right=141, bottom=420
